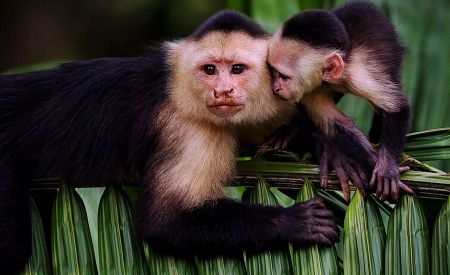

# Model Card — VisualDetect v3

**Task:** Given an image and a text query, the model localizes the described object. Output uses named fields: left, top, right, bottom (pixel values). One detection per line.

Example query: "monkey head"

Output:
left=268, top=10, right=348, bottom=103
left=167, top=31, right=293, bottom=127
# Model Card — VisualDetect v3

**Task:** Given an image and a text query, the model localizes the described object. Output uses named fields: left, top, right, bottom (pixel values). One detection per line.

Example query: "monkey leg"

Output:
left=137, top=192, right=339, bottom=256
left=0, top=160, right=31, bottom=273
left=369, top=105, right=413, bottom=201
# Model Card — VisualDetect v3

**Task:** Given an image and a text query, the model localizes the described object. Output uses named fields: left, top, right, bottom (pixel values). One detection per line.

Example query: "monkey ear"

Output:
left=322, top=52, right=344, bottom=83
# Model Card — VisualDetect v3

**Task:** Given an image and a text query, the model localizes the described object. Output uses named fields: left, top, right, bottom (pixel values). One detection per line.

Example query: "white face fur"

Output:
left=166, top=31, right=293, bottom=127
left=267, top=30, right=329, bottom=103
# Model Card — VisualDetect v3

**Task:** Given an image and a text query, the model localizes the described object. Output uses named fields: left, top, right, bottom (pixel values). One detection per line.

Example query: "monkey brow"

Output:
left=205, top=54, right=242, bottom=65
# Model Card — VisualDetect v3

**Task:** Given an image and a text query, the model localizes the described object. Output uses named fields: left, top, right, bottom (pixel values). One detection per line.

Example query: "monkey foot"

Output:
left=369, top=153, right=413, bottom=201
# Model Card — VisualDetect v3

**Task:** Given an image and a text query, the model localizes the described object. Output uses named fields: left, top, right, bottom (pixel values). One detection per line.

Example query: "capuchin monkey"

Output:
left=0, top=10, right=339, bottom=272
left=266, top=2, right=413, bottom=201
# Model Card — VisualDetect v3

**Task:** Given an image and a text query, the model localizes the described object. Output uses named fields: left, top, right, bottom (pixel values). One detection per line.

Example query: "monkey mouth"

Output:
left=207, top=103, right=244, bottom=116
left=273, top=89, right=289, bottom=100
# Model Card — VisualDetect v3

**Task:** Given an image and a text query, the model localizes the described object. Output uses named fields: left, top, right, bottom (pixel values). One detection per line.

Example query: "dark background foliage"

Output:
left=0, top=0, right=448, bottom=169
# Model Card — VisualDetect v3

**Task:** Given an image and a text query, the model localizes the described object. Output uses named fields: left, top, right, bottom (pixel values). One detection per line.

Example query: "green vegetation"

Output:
left=9, top=0, right=450, bottom=274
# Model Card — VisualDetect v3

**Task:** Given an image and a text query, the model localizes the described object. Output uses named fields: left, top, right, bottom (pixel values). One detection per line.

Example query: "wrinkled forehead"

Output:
left=181, top=32, right=270, bottom=67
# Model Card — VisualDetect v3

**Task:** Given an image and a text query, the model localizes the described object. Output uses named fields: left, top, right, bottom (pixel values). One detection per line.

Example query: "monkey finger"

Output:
left=334, top=172, right=350, bottom=201
left=312, top=222, right=337, bottom=232
left=262, top=136, right=277, bottom=147
left=313, top=209, right=334, bottom=218
left=399, top=181, right=414, bottom=194
left=312, top=233, right=334, bottom=246
left=376, top=174, right=383, bottom=198
left=358, top=169, right=369, bottom=190
left=346, top=157, right=368, bottom=190
left=334, top=162, right=351, bottom=201
left=369, top=170, right=377, bottom=190
left=302, top=199, right=326, bottom=209
left=312, top=224, right=338, bottom=238
left=320, top=176, right=329, bottom=190
left=319, top=162, right=329, bottom=189
left=358, top=168, right=369, bottom=198
left=354, top=163, right=369, bottom=185
left=398, top=166, right=410, bottom=173
left=274, top=139, right=285, bottom=150
left=340, top=179, right=350, bottom=201
left=281, top=138, right=290, bottom=150
left=380, top=178, right=390, bottom=201
left=348, top=169, right=366, bottom=198
left=391, top=179, right=399, bottom=201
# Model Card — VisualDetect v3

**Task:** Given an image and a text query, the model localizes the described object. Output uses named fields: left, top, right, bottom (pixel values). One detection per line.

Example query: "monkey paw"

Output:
left=369, top=154, right=413, bottom=201
left=281, top=199, right=340, bottom=246
left=262, top=124, right=299, bottom=150
left=318, top=140, right=374, bottom=201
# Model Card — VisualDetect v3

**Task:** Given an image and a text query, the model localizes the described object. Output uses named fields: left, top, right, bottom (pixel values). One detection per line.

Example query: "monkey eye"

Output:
left=203, top=64, right=216, bottom=75
left=231, top=64, right=245, bottom=74
left=279, top=72, right=290, bottom=81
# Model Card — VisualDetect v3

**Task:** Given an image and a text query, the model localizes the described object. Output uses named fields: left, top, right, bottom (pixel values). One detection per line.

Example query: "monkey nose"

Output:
left=214, top=88, right=234, bottom=98
left=272, top=82, right=282, bottom=93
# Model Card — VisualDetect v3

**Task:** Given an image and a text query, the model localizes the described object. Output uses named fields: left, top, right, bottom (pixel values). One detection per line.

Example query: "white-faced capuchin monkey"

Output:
left=0, top=10, right=339, bottom=273
left=267, top=2, right=413, bottom=201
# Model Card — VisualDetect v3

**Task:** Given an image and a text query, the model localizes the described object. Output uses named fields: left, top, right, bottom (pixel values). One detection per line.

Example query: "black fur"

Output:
left=0, top=48, right=170, bottom=272
left=380, top=105, right=410, bottom=158
left=282, top=10, right=349, bottom=51
left=0, top=11, right=339, bottom=272
left=191, top=10, right=267, bottom=39
left=332, top=1, right=409, bottom=162
left=141, top=197, right=338, bottom=256
left=333, top=1, right=405, bottom=82
left=0, top=49, right=169, bottom=185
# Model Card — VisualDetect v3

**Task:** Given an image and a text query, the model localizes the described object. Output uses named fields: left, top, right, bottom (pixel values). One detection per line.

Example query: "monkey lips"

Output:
left=207, top=101, right=244, bottom=117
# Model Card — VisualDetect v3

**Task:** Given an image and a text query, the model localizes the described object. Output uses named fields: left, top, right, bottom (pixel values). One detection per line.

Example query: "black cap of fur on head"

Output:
left=282, top=10, right=349, bottom=51
left=191, top=10, right=267, bottom=39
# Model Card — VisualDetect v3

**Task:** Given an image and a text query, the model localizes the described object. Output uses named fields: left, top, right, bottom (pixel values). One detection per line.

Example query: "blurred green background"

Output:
left=1, top=0, right=449, bottom=169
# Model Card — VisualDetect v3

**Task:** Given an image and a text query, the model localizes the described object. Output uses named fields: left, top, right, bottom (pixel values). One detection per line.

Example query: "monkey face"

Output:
left=268, top=31, right=327, bottom=103
left=199, top=62, right=247, bottom=118
left=167, top=32, right=292, bottom=127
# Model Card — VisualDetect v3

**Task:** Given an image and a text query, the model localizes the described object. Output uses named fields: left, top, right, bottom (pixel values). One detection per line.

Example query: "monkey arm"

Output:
left=369, top=104, right=413, bottom=201
left=262, top=103, right=376, bottom=201
left=137, top=195, right=339, bottom=256
left=300, top=90, right=380, bottom=200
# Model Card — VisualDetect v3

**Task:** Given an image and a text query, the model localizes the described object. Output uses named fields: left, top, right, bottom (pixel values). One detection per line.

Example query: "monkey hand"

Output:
left=318, top=138, right=374, bottom=201
left=262, top=124, right=299, bottom=150
left=280, top=199, right=339, bottom=246
left=369, top=151, right=413, bottom=201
